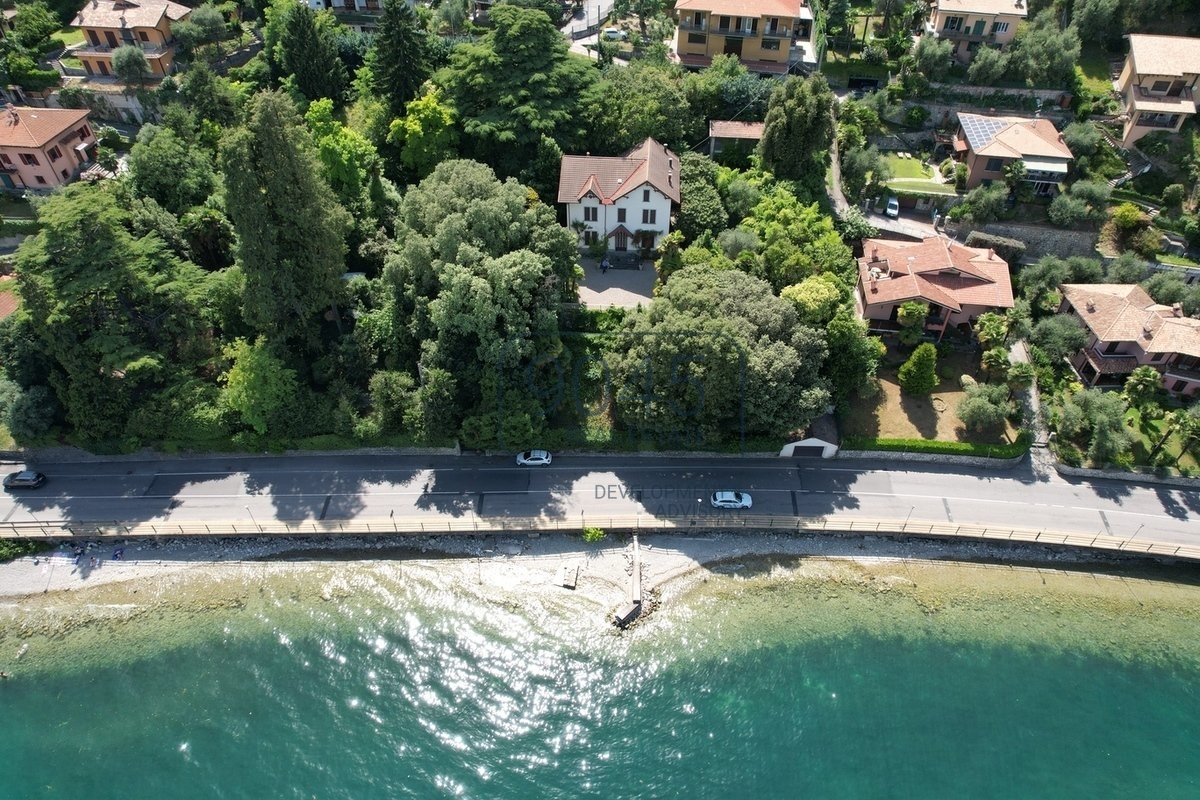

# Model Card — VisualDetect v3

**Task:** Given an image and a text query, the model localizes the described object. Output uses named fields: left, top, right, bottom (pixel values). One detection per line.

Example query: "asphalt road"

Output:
left=2, top=454, right=1198, bottom=546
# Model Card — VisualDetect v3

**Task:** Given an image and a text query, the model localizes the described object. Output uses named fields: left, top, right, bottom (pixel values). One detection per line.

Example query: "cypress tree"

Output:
left=368, top=0, right=430, bottom=118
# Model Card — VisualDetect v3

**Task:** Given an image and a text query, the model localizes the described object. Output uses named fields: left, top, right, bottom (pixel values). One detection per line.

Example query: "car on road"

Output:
left=885, top=196, right=900, bottom=218
left=516, top=450, right=553, bottom=467
left=601, top=27, right=628, bottom=40
left=710, top=491, right=752, bottom=509
left=3, top=470, right=46, bottom=490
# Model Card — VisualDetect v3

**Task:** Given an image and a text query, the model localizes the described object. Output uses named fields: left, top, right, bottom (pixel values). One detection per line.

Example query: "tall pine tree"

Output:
left=758, top=74, right=835, bottom=196
left=367, top=0, right=430, bottom=118
left=221, top=92, right=351, bottom=343
left=278, top=5, right=347, bottom=103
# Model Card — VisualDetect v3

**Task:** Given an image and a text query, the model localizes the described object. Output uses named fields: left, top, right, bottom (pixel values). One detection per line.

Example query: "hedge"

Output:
left=963, top=231, right=1026, bottom=264
left=842, top=431, right=1032, bottom=459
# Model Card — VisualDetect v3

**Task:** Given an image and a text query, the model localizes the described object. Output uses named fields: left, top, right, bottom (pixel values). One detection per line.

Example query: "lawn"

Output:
left=884, top=154, right=932, bottom=180
left=1127, top=407, right=1199, bottom=471
left=1156, top=253, right=1200, bottom=267
left=886, top=178, right=960, bottom=196
left=55, top=27, right=85, bottom=47
left=1076, top=45, right=1115, bottom=97
left=840, top=347, right=1020, bottom=446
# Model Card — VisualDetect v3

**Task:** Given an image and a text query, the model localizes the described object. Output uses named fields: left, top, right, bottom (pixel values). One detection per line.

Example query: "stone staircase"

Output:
left=1101, top=126, right=1153, bottom=188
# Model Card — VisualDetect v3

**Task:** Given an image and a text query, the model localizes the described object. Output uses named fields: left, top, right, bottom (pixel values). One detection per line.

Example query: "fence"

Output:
left=3, top=514, right=1198, bottom=562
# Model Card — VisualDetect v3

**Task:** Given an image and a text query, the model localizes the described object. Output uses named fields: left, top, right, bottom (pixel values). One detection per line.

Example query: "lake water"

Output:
left=2, top=555, right=1199, bottom=799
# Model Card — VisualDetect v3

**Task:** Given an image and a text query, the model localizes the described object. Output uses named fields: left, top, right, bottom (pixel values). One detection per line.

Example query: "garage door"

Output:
left=790, top=446, right=826, bottom=457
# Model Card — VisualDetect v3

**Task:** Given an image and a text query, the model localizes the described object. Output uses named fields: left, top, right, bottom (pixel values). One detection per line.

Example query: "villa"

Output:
left=0, top=105, right=97, bottom=191
left=1116, top=34, right=1200, bottom=147
left=857, top=236, right=1014, bottom=340
left=926, top=0, right=1026, bottom=63
left=952, top=112, right=1073, bottom=194
left=1060, top=284, right=1200, bottom=396
left=671, top=0, right=818, bottom=75
left=71, top=0, right=191, bottom=78
left=557, top=138, right=680, bottom=254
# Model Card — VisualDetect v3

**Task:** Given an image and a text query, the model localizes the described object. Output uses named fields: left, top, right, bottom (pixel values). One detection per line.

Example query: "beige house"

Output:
left=927, top=0, right=1026, bottom=64
left=672, top=0, right=817, bottom=75
left=72, top=0, right=192, bottom=78
left=1060, top=284, right=1200, bottom=397
left=857, top=237, right=1014, bottom=340
left=1116, top=34, right=1200, bottom=148
left=952, top=112, right=1073, bottom=194
left=0, top=106, right=97, bottom=191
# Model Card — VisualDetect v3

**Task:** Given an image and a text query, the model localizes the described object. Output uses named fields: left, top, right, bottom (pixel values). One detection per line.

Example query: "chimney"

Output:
left=869, top=272, right=877, bottom=292
left=1085, top=300, right=1095, bottom=312
left=871, top=247, right=879, bottom=262
left=989, top=248, right=996, bottom=260
left=668, top=171, right=673, bottom=186
left=1172, top=302, right=1183, bottom=317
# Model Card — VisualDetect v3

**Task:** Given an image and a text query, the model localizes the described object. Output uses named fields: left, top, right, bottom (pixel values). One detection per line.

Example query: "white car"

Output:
left=710, top=491, right=752, bottom=509
left=885, top=196, right=900, bottom=218
left=516, top=449, right=553, bottom=466
left=601, top=27, right=628, bottom=40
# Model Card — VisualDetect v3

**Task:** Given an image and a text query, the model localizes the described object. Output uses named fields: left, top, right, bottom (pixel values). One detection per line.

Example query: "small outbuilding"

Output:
left=779, top=413, right=839, bottom=458
left=708, top=120, right=765, bottom=158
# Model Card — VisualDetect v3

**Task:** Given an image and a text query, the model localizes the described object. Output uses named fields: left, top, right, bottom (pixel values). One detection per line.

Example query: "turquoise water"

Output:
left=2, top=558, right=1200, bottom=799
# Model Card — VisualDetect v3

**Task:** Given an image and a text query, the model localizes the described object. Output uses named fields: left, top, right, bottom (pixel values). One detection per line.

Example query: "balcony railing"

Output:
left=1135, top=85, right=1194, bottom=103
left=679, top=18, right=707, bottom=31
left=761, top=26, right=792, bottom=38
left=1135, top=114, right=1182, bottom=129
left=76, top=42, right=170, bottom=57
left=936, top=28, right=997, bottom=43
left=715, top=23, right=759, bottom=35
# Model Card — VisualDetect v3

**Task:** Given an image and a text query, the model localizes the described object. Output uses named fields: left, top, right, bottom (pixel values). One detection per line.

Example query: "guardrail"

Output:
left=3, top=515, right=1199, bottom=562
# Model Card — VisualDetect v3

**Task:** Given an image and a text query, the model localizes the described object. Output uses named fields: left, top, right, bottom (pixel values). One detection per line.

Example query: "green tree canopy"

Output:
left=126, top=124, right=216, bottom=215
left=781, top=273, right=845, bottom=325
left=898, top=342, right=938, bottom=395
left=614, top=266, right=830, bottom=442
left=581, top=61, right=695, bottom=155
left=740, top=186, right=856, bottom=290
left=389, top=86, right=459, bottom=179
left=220, top=337, right=299, bottom=435
left=366, top=0, right=430, bottom=118
left=221, top=91, right=351, bottom=342
left=758, top=75, right=835, bottom=197
left=276, top=4, right=347, bottom=103
left=437, top=5, right=595, bottom=176
left=1030, top=314, right=1088, bottom=361
left=824, top=309, right=885, bottom=410
left=112, top=45, right=151, bottom=89
left=677, top=153, right=729, bottom=243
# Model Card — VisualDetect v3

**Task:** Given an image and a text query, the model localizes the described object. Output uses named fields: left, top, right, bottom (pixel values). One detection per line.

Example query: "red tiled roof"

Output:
left=0, top=289, right=19, bottom=321
left=0, top=107, right=90, bottom=149
left=1061, top=284, right=1200, bottom=358
left=858, top=236, right=1014, bottom=313
left=557, top=138, right=681, bottom=205
left=72, top=0, right=190, bottom=29
left=709, top=120, right=766, bottom=140
left=674, top=0, right=805, bottom=17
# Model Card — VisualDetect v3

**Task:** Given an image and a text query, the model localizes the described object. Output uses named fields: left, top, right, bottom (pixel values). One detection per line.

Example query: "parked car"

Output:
left=3, top=471, right=46, bottom=490
left=601, top=27, right=628, bottom=40
left=516, top=450, right=553, bottom=467
left=885, top=196, right=900, bottom=218
left=710, top=491, right=752, bottom=509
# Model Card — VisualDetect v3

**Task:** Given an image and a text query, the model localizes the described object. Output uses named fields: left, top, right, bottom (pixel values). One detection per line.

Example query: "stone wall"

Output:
left=950, top=222, right=1099, bottom=261
left=835, top=449, right=1026, bottom=469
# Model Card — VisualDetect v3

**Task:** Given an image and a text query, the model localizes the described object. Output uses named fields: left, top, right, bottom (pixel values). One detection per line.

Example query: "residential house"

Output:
left=927, top=0, right=1026, bottom=63
left=71, top=0, right=191, bottom=78
left=857, top=236, right=1015, bottom=340
left=0, top=105, right=97, bottom=191
left=1060, top=284, right=1200, bottom=397
left=672, top=0, right=818, bottom=76
left=1116, top=34, right=1200, bottom=148
left=708, top=120, right=764, bottom=158
left=557, top=138, right=680, bottom=254
left=952, top=112, right=1073, bottom=194
left=0, top=9, right=17, bottom=40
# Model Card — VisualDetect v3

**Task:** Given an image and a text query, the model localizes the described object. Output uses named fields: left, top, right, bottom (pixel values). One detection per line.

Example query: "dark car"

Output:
left=3, top=470, right=46, bottom=490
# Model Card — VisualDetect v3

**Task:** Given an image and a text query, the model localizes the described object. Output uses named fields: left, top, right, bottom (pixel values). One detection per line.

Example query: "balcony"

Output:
left=76, top=41, right=170, bottom=57
left=935, top=27, right=997, bottom=43
left=715, top=23, right=759, bottom=35
left=1134, top=113, right=1184, bottom=129
left=679, top=18, right=707, bottom=31
left=761, top=26, right=792, bottom=38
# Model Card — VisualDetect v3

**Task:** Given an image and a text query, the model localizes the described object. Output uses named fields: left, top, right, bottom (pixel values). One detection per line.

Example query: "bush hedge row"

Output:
left=842, top=431, right=1032, bottom=459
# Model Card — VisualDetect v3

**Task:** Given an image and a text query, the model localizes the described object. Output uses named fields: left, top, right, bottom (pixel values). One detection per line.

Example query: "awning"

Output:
left=1022, top=158, right=1069, bottom=174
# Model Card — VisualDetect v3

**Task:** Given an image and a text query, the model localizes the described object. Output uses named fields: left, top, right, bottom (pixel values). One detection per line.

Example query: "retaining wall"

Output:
left=835, top=449, right=1026, bottom=469
left=1054, top=462, right=1200, bottom=489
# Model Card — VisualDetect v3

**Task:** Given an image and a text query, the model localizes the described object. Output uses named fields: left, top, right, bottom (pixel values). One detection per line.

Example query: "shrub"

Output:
left=862, top=43, right=888, bottom=65
left=1110, top=202, right=1148, bottom=232
left=939, top=158, right=956, bottom=179
left=963, top=231, right=1025, bottom=265
left=582, top=526, right=607, bottom=543
left=957, top=383, right=1012, bottom=432
left=842, top=432, right=1031, bottom=458
left=1131, top=227, right=1162, bottom=258
left=1047, top=193, right=1090, bottom=227
left=954, top=163, right=968, bottom=191
left=6, top=385, right=56, bottom=441
left=1161, top=183, right=1186, bottom=210
left=898, top=343, right=938, bottom=395
left=904, top=105, right=930, bottom=128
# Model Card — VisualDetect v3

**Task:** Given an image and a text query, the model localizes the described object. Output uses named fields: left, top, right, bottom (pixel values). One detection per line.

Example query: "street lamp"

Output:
left=903, top=505, right=915, bottom=528
left=245, top=505, right=261, bottom=533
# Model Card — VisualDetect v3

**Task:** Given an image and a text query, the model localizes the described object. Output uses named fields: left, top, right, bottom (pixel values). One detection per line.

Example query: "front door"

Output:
left=724, top=36, right=742, bottom=56
left=615, top=230, right=628, bottom=251
left=972, top=19, right=986, bottom=35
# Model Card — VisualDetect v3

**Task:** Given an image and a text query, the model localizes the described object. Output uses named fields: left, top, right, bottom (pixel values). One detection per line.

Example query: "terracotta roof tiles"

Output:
left=72, top=0, right=190, bottom=30
left=1061, top=284, right=1200, bottom=358
left=0, top=107, right=91, bottom=149
left=1127, top=34, right=1200, bottom=79
left=557, top=138, right=681, bottom=205
left=858, top=236, right=1014, bottom=313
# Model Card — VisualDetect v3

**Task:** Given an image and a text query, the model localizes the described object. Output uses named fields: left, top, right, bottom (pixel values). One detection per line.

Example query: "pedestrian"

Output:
left=601, top=257, right=610, bottom=274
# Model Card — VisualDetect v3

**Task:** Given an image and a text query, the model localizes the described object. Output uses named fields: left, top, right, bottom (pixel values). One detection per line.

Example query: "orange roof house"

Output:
left=857, top=236, right=1014, bottom=340
left=1059, top=283, right=1200, bottom=396
left=952, top=112, right=1073, bottom=194
left=0, top=105, right=97, bottom=191
left=558, top=138, right=680, bottom=255
left=72, top=0, right=192, bottom=78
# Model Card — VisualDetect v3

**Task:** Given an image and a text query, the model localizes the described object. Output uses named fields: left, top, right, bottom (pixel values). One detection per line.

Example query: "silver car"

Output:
left=710, top=491, right=752, bottom=509
left=516, top=449, right=553, bottom=466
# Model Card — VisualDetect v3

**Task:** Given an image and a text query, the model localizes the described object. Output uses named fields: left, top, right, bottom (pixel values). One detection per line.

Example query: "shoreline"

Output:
left=3, top=530, right=1197, bottom=608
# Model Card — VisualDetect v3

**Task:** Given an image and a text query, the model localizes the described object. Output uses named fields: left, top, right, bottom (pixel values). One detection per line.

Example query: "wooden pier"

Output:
left=614, top=534, right=643, bottom=628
